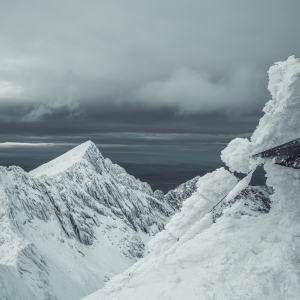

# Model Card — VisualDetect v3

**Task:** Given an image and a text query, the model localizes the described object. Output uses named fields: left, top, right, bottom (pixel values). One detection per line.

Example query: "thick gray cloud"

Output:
left=133, top=64, right=266, bottom=113
left=0, top=0, right=299, bottom=142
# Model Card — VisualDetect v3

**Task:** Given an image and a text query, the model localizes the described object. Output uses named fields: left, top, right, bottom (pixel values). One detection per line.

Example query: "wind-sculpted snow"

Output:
left=222, top=56, right=300, bottom=174
left=0, top=141, right=192, bottom=300
left=251, top=56, right=300, bottom=153
left=82, top=57, right=300, bottom=300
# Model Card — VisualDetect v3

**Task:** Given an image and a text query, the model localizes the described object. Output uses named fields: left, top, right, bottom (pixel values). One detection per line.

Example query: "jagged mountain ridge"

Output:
left=0, top=141, right=195, bottom=300
left=29, top=141, right=173, bottom=242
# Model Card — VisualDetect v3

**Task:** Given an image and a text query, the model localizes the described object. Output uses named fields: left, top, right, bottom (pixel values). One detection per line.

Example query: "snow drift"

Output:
left=83, top=56, right=300, bottom=300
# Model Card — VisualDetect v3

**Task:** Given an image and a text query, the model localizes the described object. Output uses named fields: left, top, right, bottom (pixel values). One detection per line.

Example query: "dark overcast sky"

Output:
left=0, top=0, right=298, bottom=190
left=1, top=0, right=300, bottom=141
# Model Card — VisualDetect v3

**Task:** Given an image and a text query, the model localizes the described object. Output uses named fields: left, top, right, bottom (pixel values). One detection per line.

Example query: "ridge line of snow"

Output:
left=29, top=140, right=99, bottom=177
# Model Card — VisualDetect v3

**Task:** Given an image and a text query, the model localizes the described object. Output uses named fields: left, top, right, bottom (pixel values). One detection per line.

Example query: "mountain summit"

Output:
left=0, top=141, right=192, bottom=300
left=30, top=140, right=102, bottom=177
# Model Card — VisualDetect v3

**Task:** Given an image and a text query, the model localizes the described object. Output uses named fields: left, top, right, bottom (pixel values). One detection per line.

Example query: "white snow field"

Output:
left=0, top=141, right=198, bottom=300
left=82, top=57, right=300, bottom=300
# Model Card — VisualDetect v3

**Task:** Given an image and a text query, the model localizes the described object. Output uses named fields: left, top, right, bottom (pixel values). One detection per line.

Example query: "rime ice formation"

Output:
left=0, top=141, right=195, bottom=300
left=251, top=56, right=300, bottom=152
left=221, top=138, right=253, bottom=174
left=82, top=57, right=300, bottom=300
left=222, top=55, right=300, bottom=173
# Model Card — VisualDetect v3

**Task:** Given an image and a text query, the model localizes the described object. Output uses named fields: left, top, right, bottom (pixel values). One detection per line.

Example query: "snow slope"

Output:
left=82, top=57, right=300, bottom=300
left=0, top=141, right=193, bottom=300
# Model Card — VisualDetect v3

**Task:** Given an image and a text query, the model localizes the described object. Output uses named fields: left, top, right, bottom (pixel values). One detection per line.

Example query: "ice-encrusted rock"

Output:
left=0, top=141, right=188, bottom=300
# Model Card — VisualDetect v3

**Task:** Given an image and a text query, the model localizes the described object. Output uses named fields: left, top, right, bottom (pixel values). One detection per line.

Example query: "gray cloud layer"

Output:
left=0, top=0, right=299, bottom=142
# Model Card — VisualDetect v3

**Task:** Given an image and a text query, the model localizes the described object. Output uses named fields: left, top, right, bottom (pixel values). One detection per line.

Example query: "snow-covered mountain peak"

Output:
left=1, top=141, right=199, bottom=299
left=30, top=140, right=103, bottom=178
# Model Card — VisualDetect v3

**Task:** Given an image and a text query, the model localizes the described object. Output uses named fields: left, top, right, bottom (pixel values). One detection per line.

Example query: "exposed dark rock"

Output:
left=212, top=185, right=273, bottom=222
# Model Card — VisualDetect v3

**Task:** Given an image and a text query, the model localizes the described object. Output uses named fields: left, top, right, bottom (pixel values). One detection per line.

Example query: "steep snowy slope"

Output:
left=82, top=57, right=300, bottom=300
left=0, top=141, right=190, bottom=300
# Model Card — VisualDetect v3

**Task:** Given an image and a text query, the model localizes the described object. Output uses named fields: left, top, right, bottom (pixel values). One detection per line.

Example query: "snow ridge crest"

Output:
left=29, top=140, right=105, bottom=177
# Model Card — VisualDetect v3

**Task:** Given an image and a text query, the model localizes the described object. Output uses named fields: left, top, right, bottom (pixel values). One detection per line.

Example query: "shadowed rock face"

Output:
left=212, top=185, right=273, bottom=222
left=0, top=141, right=191, bottom=300
left=252, top=138, right=300, bottom=169
left=162, top=176, right=200, bottom=211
